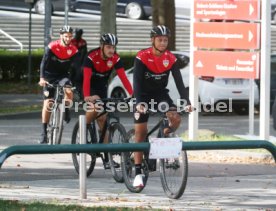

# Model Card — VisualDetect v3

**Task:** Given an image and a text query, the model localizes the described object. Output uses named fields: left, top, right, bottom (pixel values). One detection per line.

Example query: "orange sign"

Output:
left=194, top=0, right=260, bottom=20
left=194, top=22, right=260, bottom=49
left=194, top=50, right=260, bottom=79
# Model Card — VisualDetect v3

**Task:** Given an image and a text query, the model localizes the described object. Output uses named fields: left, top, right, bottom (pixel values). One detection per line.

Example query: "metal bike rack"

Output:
left=0, top=140, right=275, bottom=168
left=0, top=29, right=23, bottom=52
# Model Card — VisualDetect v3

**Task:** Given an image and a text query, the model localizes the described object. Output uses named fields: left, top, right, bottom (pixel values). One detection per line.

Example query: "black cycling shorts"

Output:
left=134, top=93, right=175, bottom=124
left=90, top=88, right=107, bottom=99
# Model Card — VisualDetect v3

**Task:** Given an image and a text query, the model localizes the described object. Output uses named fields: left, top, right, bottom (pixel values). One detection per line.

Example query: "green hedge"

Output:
left=0, top=49, right=137, bottom=82
left=0, top=49, right=43, bottom=82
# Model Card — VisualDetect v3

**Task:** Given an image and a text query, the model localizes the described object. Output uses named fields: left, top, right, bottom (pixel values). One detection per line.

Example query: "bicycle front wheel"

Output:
left=54, top=104, right=64, bottom=144
left=47, top=104, right=63, bottom=145
left=48, top=104, right=64, bottom=145
left=47, top=108, right=55, bottom=145
left=108, top=123, right=127, bottom=183
left=71, top=120, right=97, bottom=176
left=159, top=134, right=188, bottom=199
left=121, top=129, right=149, bottom=193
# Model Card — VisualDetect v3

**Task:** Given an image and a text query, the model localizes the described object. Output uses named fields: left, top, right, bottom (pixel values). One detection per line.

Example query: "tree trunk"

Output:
left=150, top=0, right=175, bottom=50
left=100, top=0, right=117, bottom=35
left=164, top=0, right=175, bottom=50
left=151, top=0, right=164, bottom=26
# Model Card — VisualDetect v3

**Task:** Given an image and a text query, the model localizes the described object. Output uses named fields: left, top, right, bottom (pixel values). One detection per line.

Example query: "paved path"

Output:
left=0, top=153, right=275, bottom=210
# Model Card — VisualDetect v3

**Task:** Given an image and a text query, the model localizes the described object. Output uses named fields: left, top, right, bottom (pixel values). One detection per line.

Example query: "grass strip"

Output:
left=0, top=199, right=159, bottom=211
left=0, top=105, right=42, bottom=114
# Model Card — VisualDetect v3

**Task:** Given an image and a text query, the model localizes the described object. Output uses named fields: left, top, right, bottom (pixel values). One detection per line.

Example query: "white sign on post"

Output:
left=149, top=138, right=182, bottom=159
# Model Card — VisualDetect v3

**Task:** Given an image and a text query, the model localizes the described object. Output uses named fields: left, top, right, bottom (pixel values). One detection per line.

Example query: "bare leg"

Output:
left=96, top=114, right=108, bottom=143
left=40, top=99, right=53, bottom=143
left=134, top=122, right=147, bottom=165
left=42, top=99, right=53, bottom=124
left=163, top=110, right=181, bottom=135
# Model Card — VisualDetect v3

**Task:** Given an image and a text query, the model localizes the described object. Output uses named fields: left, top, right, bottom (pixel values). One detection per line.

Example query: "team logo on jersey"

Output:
left=163, top=59, right=169, bottom=67
left=67, top=49, right=72, bottom=55
left=134, top=112, right=140, bottom=120
left=107, top=60, right=113, bottom=68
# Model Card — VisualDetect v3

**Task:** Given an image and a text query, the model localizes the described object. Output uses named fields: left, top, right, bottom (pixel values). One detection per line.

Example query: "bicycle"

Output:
left=71, top=98, right=129, bottom=183
left=46, top=81, right=75, bottom=145
left=121, top=108, right=189, bottom=199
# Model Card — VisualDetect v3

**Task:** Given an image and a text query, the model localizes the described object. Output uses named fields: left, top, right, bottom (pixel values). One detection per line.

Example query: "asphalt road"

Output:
left=0, top=112, right=276, bottom=146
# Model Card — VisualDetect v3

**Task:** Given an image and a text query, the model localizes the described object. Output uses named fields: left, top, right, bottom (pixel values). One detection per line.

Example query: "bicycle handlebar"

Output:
left=92, top=97, right=132, bottom=104
left=46, top=82, right=75, bottom=90
left=145, top=106, right=196, bottom=116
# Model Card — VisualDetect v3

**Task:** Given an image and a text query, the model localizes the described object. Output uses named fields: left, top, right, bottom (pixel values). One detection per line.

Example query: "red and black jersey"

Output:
left=83, top=48, right=133, bottom=97
left=71, top=37, right=87, bottom=64
left=71, top=38, right=87, bottom=50
left=133, top=47, right=190, bottom=104
left=40, top=39, right=78, bottom=81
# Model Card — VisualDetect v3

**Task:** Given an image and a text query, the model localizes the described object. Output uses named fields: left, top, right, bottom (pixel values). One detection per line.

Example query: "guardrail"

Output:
left=0, top=140, right=275, bottom=168
left=0, top=29, right=23, bottom=52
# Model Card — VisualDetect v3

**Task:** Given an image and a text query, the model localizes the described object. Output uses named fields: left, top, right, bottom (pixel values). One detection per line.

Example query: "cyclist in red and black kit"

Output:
left=38, top=25, right=78, bottom=144
left=132, top=25, right=193, bottom=187
left=71, top=28, right=87, bottom=94
left=71, top=28, right=87, bottom=61
left=83, top=33, right=133, bottom=169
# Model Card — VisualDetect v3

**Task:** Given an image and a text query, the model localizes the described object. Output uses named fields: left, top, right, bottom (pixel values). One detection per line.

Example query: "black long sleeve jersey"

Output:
left=40, top=39, right=78, bottom=81
left=133, top=47, right=190, bottom=105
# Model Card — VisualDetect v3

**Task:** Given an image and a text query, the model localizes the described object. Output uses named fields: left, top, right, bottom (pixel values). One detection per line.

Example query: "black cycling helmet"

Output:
left=150, top=25, right=171, bottom=38
left=59, top=25, right=73, bottom=34
left=75, top=28, right=83, bottom=37
left=100, top=33, right=118, bottom=46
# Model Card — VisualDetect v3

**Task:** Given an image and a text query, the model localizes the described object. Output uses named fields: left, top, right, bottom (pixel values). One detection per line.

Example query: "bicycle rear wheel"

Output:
left=71, top=120, right=97, bottom=176
left=108, top=123, right=127, bottom=183
left=159, top=133, right=188, bottom=199
left=121, top=129, right=149, bottom=193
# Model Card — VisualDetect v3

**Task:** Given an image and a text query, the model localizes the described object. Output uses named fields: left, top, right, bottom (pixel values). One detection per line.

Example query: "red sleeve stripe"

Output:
left=116, top=68, right=133, bottom=96
left=83, top=67, right=92, bottom=97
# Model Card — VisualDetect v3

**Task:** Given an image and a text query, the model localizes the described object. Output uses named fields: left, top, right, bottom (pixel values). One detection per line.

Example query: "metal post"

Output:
left=260, top=0, right=271, bottom=139
left=249, top=79, right=255, bottom=135
left=64, top=0, right=69, bottom=25
left=44, top=0, right=52, bottom=49
left=189, top=0, right=199, bottom=140
left=28, top=3, right=32, bottom=86
left=79, top=115, right=87, bottom=199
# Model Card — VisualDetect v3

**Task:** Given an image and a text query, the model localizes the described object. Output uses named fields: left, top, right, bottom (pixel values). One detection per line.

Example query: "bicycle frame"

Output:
left=96, top=111, right=120, bottom=145
left=122, top=110, right=189, bottom=198
left=146, top=114, right=169, bottom=139
left=86, top=98, right=127, bottom=146
left=47, top=83, right=72, bottom=145
left=72, top=98, right=130, bottom=180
